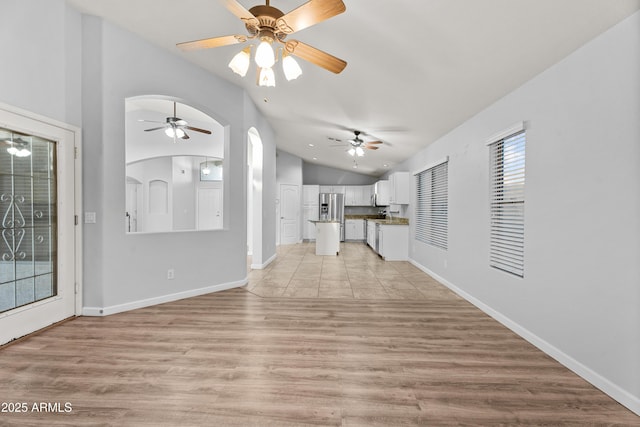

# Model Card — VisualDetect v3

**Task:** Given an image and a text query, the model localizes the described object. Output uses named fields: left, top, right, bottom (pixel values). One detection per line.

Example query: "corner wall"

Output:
left=392, top=12, right=640, bottom=413
left=79, top=16, right=275, bottom=312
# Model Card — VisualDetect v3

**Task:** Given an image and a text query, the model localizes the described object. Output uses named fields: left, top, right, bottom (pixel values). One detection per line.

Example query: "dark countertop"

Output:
left=366, top=218, right=409, bottom=225
left=344, top=215, right=386, bottom=220
left=308, top=220, right=341, bottom=223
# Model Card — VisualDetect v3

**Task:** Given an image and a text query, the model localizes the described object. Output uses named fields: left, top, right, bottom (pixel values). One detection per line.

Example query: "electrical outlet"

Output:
left=167, top=269, right=175, bottom=280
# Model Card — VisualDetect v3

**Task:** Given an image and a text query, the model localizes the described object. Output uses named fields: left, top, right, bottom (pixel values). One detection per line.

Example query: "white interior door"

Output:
left=280, top=184, right=299, bottom=245
left=0, top=105, right=79, bottom=345
left=197, top=187, right=223, bottom=230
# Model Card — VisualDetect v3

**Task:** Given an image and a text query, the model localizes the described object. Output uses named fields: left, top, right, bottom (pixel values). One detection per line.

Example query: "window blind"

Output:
left=489, top=131, right=525, bottom=277
left=415, top=161, right=448, bottom=250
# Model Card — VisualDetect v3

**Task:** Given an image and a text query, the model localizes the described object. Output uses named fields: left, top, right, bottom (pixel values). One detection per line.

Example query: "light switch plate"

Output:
left=85, top=212, right=96, bottom=224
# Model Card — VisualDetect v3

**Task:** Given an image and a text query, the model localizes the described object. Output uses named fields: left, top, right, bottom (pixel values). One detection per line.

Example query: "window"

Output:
left=415, top=159, right=448, bottom=250
left=489, top=131, right=526, bottom=277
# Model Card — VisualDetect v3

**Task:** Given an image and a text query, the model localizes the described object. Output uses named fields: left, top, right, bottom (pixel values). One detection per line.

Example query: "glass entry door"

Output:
left=0, top=128, right=57, bottom=312
left=0, top=107, right=78, bottom=345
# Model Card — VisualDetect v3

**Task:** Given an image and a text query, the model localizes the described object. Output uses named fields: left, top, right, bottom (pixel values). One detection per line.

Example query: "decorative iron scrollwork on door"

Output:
left=1, top=194, right=27, bottom=262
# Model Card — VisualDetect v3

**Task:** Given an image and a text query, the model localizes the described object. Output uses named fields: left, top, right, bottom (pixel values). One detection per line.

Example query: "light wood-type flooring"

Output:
left=1, top=243, right=638, bottom=426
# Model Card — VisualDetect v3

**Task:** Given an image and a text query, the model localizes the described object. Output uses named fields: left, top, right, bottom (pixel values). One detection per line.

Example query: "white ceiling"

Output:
left=66, top=0, right=640, bottom=176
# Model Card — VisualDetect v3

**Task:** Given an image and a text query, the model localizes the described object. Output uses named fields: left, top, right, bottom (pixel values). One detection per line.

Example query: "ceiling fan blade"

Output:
left=184, top=126, right=212, bottom=135
left=284, top=40, right=346, bottom=74
left=138, top=119, right=165, bottom=124
left=144, top=126, right=166, bottom=132
left=366, top=141, right=383, bottom=145
left=366, top=146, right=379, bottom=150
left=220, top=0, right=260, bottom=28
left=276, top=0, right=346, bottom=34
left=177, top=34, right=247, bottom=51
left=181, top=132, right=190, bottom=140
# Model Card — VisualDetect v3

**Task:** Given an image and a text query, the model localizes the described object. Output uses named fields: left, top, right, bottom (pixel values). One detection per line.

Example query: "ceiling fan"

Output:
left=176, top=0, right=347, bottom=81
left=139, top=102, right=212, bottom=142
left=331, top=130, right=382, bottom=157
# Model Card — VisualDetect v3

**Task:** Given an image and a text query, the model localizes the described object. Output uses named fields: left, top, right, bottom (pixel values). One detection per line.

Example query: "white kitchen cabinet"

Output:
left=366, top=220, right=376, bottom=248
left=389, top=172, right=410, bottom=204
left=374, top=180, right=390, bottom=206
left=303, top=206, right=319, bottom=240
left=345, top=219, right=365, bottom=241
left=302, top=185, right=319, bottom=240
left=303, top=185, right=320, bottom=205
left=378, top=224, right=408, bottom=261
left=359, top=185, right=373, bottom=206
left=319, top=185, right=345, bottom=194
left=345, top=185, right=373, bottom=206
left=344, top=186, right=358, bottom=206
left=314, top=221, right=340, bottom=256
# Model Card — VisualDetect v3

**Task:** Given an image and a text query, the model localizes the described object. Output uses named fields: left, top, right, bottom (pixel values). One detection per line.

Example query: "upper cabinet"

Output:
left=303, top=185, right=320, bottom=206
left=345, top=185, right=373, bottom=206
left=374, top=180, right=390, bottom=206
left=389, top=172, right=410, bottom=205
left=319, top=185, right=345, bottom=194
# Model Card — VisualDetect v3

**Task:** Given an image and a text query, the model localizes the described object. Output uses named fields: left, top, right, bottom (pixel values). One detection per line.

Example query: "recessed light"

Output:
left=383, top=164, right=389, bottom=167
left=263, top=98, right=268, bottom=103
left=308, top=143, right=314, bottom=147
left=312, top=157, right=317, bottom=160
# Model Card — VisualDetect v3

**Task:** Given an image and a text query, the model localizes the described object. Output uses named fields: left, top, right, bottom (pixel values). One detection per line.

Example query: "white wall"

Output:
left=1, top=1, right=277, bottom=314
left=276, top=150, right=303, bottom=244
left=303, top=161, right=378, bottom=185
left=0, top=0, right=82, bottom=127
left=78, top=15, right=278, bottom=311
left=243, top=94, right=277, bottom=268
left=392, top=12, right=640, bottom=413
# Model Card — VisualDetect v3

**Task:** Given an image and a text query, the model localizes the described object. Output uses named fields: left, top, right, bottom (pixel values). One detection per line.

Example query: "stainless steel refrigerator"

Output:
left=319, top=193, right=345, bottom=241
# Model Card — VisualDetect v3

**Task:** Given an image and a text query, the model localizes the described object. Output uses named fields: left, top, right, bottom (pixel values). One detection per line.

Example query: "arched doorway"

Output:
left=247, top=127, right=264, bottom=268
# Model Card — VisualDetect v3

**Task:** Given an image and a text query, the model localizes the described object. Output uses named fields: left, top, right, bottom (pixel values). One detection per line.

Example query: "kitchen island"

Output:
left=308, top=220, right=341, bottom=255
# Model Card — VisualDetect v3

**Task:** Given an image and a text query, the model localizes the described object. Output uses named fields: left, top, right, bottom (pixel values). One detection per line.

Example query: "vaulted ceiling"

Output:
left=67, top=0, right=640, bottom=176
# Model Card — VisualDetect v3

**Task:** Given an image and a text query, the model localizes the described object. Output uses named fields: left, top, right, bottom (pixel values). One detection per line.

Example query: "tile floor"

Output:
left=246, top=242, right=461, bottom=301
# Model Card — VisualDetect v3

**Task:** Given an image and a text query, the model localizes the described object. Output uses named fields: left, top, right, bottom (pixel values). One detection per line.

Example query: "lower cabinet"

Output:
left=345, top=219, right=365, bottom=241
left=377, top=225, right=408, bottom=261
left=303, top=206, right=318, bottom=240
left=366, top=220, right=376, bottom=248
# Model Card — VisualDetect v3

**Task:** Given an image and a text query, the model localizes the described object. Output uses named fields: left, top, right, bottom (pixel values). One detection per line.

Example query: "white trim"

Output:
left=82, top=278, right=247, bottom=317
left=412, top=156, right=449, bottom=176
left=251, top=252, right=277, bottom=270
left=0, top=104, right=83, bottom=314
left=408, top=258, right=640, bottom=417
left=0, top=103, right=82, bottom=344
left=485, top=121, right=526, bottom=145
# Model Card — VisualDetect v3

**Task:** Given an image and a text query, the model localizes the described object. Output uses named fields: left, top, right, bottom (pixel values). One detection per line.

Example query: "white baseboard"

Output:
left=82, top=278, right=247, bottom=317
left=408, top=258, right=640, bottom=417
left=251, top=252, right=276, bottom=270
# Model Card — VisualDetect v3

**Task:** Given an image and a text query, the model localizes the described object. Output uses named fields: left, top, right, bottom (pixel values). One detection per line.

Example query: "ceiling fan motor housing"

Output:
left=247, top=5, right=287, bottom=41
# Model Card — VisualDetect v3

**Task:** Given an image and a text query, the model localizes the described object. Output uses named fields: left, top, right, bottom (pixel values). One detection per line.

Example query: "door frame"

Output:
left=0, top=102, right=82, bottom=343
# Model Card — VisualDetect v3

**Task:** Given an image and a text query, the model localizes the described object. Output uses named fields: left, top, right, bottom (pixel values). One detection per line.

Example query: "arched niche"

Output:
left=125, top=96, right=225, bottom=233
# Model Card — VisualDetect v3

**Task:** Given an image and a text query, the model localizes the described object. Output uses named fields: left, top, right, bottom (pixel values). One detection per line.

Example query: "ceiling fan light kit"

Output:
left=177, top=0, right=347, bottom=87
left=340, top=130, right=383, bottom=157
left=259, top=66, right=276, bottom=87
left=228, top=46, right=251, bottom=76
left=140, top=101, right=212, bottom=142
